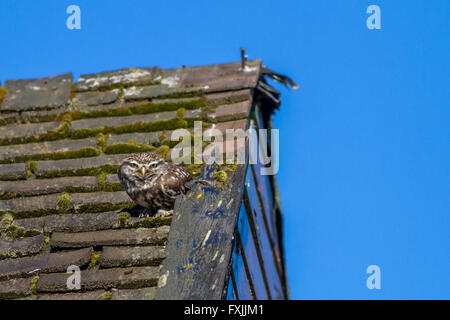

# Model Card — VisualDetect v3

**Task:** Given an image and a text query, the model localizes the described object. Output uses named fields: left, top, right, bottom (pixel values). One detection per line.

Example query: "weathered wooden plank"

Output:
left=249, top=108, right=285, bottom=286
left=229, top=237, right=254, bottom=300
left=155, top=162, right=248, bottom=300
left=249, top=164, right=282, bottom=271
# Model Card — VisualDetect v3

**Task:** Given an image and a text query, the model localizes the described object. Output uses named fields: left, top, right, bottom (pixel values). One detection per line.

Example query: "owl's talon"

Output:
left=144, top=208, right=153, bottom=218
left=155, top=209, right=173, bottom=218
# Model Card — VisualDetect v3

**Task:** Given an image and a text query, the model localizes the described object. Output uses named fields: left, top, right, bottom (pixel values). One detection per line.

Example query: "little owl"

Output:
left=118, top=152, right=192, bottom=217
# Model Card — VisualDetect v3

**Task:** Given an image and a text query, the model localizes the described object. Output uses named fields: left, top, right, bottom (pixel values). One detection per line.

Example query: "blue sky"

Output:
left=0, top=0, right=449, bottom=299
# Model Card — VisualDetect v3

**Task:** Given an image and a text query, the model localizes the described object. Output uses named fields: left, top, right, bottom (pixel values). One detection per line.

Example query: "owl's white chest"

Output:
left=135, top=193, right=150, bottom=208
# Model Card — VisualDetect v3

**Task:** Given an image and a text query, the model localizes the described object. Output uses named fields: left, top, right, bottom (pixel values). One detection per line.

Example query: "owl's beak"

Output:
left=141, top=167, right=146, bottom=176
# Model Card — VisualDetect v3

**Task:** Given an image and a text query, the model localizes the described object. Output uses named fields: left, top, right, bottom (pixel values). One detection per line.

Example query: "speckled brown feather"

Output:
left=118, top=152, right=192, bottom=213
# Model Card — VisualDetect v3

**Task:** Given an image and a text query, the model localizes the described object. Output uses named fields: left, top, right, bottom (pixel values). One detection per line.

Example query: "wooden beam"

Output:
left=155, top=162, right=248, bottom=300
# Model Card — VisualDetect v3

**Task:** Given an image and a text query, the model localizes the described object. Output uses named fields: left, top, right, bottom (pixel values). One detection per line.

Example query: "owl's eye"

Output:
left=129, top=163, right=139, bottom=169
left=150, top=163, right=158, bottom=168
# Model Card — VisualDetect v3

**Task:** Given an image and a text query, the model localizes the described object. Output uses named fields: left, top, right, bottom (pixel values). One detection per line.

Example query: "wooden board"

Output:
left=155, top=162, right=248, bottom=300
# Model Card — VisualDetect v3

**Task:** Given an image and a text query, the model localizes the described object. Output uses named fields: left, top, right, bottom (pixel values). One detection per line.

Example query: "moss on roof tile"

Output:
left=104, top=143, right=155, bottom=155
left=0, top=86, right=8, bottom=108
left=70, top=117, right=190, bottom=140
left=0, top=147, right=101, bottom=165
